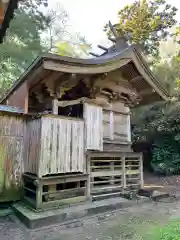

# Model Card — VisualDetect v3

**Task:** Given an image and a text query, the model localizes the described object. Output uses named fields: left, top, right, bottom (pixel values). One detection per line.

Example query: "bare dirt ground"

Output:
left=144, top=171, right=180, bottom=195
left=1, top=173, right=180, bottom=240
left=1, top=200, right=180, bottom=240
left=144, top=172, right=180, bottom=187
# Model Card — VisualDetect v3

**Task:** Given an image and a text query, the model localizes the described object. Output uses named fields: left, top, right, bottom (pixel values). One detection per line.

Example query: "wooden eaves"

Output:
left=0, top=45, right=169, bottom=106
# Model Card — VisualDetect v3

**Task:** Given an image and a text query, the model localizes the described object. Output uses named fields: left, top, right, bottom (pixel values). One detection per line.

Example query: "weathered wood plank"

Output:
left=26, top=119, right=41, bottom=175
left=91, top=171, right=122, bottom=177
left=37, top=117, right=85, bottom=177
left=0, top=113, right=26, bottom=202
left=84, top=103, right=103, bottom=151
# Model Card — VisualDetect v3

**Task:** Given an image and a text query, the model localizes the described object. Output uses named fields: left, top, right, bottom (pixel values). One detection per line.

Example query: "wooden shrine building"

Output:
left=0, top=25, right=169, bottom=209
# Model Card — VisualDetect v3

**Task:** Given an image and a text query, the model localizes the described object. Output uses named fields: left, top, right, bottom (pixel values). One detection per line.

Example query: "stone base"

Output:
left=12, top=197, right=147, bottom=229
left=12, top=190, right=170, bottom=229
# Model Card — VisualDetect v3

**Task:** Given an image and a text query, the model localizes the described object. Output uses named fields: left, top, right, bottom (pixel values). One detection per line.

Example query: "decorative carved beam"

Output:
left=130, top=76, right=144, bottom=83
left=34, top=91, right=44, bottom=103
left=138, top=88, right=155, bottom=96
left=30, top=84, right=45, bottom=103
left=55, top=73, right=72, bottom=98
left=43, top=71, right=64, bottom=97
left=108, top=21, right=119, bottom=39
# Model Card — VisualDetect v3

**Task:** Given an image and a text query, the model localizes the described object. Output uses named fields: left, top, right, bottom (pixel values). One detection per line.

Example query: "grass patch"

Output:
left=143, top=219, right=180, bottom=240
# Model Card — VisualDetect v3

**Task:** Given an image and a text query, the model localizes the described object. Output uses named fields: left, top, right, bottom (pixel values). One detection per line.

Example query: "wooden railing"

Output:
left=88, top=151, right=143, bottom=200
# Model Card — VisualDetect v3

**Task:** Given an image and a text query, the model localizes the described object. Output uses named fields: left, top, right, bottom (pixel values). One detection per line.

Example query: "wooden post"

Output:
left=36, top=181, right=42, bottom=209
left=110, top=161, right=114, bottom=185
left=52, top=99, right=58, bottom=115
left=24, top=82, right=29, bottom=114
left=109, top=111, right=114, bottom=140
left=127, top=114, right=131, bottom=142
left=139, top=153, right=144, bottom=188
left=24, top=92, right=29, bottom=114
left=86, top=153, right=91, bottom=200
left=122, top=155, right=126, bottom=189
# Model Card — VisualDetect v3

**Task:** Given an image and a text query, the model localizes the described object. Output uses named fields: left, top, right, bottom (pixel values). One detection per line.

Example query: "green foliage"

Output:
left=144, top=220, right=180, bottom=240
left=104, top=0, right=178, bottom=56
left=151, top=135, right=180, bottom=175
left=0, top=0, right=49, bottom=97
left=0, top=0, right=89, bottom=98
left=54, top=40, right=91, bottom=58
left=132, top=100, right=180, bottom=175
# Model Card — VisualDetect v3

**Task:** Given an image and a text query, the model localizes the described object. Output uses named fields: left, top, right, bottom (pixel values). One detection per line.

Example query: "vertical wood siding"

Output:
left=0, top=113, right=25, bottom=201
left=103, top=110, right=131, bottom=142
left=103, top=110, right=114, bottom=140
left=38, top=117, right=85, bottom=177
left=84, top=103, right=103, bottom=151
left=113, top=113, right=130, bottom=142
left=103, top=110, right=110, bottom=139
left=25, top=119, right=41, bottom=175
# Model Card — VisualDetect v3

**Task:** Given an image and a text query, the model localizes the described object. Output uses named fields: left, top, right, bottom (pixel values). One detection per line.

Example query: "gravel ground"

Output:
left=1, top=198, right=180, bottom=240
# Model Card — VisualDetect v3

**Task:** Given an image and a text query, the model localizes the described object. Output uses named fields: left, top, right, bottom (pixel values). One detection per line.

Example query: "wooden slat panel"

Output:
left=0, top=113, right=25, bottom=202
left=0, top=113, right=24, bottom=137
left=103, top=110, right=114, bottom=140
left=84, top=103, right=103, bottom=151
left=0, top=136, right=23, bottom=201
left=89, top=151, right=143, bottom=200
left=103, top=110, right=110, bottom=139
left=71, top=121, right=85, bottom=172
left=113, top=113, right=130, bottom=142
left=38, top=117, right=85, bottom=177
left=25, top=119, right=41, bottom=175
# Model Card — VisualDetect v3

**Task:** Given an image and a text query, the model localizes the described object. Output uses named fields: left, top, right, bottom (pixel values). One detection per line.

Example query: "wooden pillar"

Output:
left=36, top=180, right=42, bottom=209
left=110, top=161, right=114, bottom=185
left=127, top=114, right=131, bottom=142
left=86, top=153, right=91, bottom=200
left=109, top=111, right=114, bottom=140
left=122, top=155, right=126, bottom=189
left=139, top=153, right=144, bottom=188
left=24, top=85, right=29, bottom=114
left=52, top=99, right=58, bottom=115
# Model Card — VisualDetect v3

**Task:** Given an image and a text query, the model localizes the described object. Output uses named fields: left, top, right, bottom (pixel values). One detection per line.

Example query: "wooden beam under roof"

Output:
left=130, top=76, right=144, bottom=83
left=138, top=88, right=156, bottom=96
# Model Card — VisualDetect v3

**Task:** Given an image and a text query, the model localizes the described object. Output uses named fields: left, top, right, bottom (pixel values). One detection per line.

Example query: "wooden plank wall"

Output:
left=24, top=118, right=41, bottom=175
left=38, top=116, right=85, bottom=177
left=84, top=103, right=103, bottom=151
left=0, top=112, right=25, bottom=201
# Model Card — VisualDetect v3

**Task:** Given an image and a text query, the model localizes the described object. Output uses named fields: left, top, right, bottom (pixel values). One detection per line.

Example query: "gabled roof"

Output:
left=0, top=0, right=19, bottom=43
left=0, top=45, right=169, bottom=106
